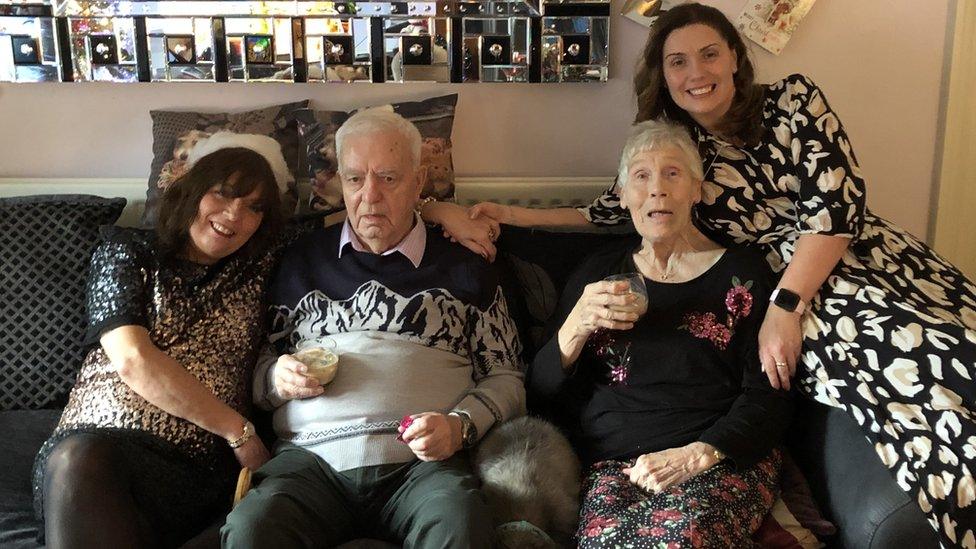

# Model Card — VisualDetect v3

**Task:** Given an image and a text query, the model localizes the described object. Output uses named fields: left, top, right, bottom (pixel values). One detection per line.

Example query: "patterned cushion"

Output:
left=0, top=195, right=125, bottom=410
left=143, top=100, right=309, bottom=226
left=294, top=94, right=457, bottom=213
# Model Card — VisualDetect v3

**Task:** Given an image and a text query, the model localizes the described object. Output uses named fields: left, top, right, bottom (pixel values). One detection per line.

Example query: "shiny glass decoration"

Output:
left=463, top=16, right=527, bottom=82
left=541, top=15, right=608, bottom=82
left=0, top=15, right=59, bottom=81
left=304, top=17, right=370, bottom=82
left=147, top=17, right=214, bottom=81
left=385, top=16, right=449, bottom=82
left=0, top=0, right=610, bottom=83
left=225, top=17, right=292, bottom=81
left=69, top=16, right=138, bottom=81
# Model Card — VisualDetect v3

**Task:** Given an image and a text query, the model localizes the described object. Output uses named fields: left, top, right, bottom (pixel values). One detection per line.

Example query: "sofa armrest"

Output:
left=786, top=398, right=938, bottom=549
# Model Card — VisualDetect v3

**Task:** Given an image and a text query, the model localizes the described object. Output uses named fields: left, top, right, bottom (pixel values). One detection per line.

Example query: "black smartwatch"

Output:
left=769, top=287, right=807, bottom=314
left=450, top=411, right=478, bottom=449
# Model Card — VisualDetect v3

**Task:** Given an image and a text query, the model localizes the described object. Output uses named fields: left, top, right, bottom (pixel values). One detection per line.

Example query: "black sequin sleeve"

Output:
left=83, top=230, right=150, bottom=345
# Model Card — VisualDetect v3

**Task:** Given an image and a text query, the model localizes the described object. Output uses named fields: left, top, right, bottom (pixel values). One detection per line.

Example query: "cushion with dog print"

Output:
left=293, top=94, right=457, bottom=214
left=143, top=100, right=309, bottom=226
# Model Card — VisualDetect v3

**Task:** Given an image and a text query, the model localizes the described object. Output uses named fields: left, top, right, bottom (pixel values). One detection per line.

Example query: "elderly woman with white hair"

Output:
left=32, top=133, right=293, bottom=548
left=527, top=120, right=792, bottom=548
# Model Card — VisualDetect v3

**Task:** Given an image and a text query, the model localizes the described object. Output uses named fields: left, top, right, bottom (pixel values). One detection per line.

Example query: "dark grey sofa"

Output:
left=0, top=198, right=939, bottom=548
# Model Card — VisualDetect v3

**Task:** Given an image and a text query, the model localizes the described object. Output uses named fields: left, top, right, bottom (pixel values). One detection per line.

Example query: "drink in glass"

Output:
left=603, top=272, right=649, bottom=318
left=294, top=338, right=340, bottom=385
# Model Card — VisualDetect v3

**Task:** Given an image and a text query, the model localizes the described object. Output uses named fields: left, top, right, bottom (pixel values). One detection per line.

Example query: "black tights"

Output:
left=42, top=434, right=157, bottom=549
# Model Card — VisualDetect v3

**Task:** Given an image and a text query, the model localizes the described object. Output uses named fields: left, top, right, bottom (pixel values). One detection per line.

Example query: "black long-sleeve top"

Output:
left=528, top=238, right=793, bottom=469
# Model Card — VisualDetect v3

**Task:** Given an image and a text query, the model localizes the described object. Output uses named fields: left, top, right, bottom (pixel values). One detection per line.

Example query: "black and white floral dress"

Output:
left=580, top=73, right=976, bottom=546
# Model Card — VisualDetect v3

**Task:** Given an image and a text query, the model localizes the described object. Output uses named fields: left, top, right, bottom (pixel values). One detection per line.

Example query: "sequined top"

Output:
left=54, top=227, right=277, bottom=459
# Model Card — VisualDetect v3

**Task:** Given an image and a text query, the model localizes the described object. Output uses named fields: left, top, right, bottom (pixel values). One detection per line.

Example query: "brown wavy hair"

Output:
left=634, top=2, right=766, bottom=146
left=156, top=147, right=285, bottom=261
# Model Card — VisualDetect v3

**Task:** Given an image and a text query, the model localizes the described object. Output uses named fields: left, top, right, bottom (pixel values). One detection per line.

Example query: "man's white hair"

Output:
left=335, top=108, right=422, bottom=172
left=617, top=120, right=704, bottom=188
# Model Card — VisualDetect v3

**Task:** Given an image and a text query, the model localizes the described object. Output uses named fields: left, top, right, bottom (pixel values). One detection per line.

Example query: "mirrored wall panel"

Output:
left=0, top=0, right=609, bottom=83
left=0, top=15, right=58, bottom=81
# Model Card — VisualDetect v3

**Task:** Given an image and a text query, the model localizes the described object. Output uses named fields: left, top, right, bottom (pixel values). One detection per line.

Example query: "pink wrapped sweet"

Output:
left=396, top=415, right=414, bottom=443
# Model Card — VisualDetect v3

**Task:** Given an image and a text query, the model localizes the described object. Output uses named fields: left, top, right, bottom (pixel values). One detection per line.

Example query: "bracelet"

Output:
left=228, top=421, right=255, bottom=449
left=414, top=195, right=437, bottom=215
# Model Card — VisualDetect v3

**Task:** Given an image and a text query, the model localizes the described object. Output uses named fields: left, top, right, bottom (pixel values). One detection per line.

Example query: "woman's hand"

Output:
left=759, top=306, right=803, bottom=390
left=421, top=202, right=500, bottom=261
left=556, top=280, right=639, bottom=367
left=621, top=442, right=718, bottom=493
left=400, top=412, right=462, bottom=462
left=564, top=280, right=640, bottom=338
left=233, top=435, right=271, bottom=470
left=468, top=202, right=514, bottom=225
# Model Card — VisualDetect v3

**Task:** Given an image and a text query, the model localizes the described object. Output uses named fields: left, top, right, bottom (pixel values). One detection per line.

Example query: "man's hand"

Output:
left=621, top=442, right=720, bottom=493
left=400, top=412, right=463, bottom=461
left=272, top=354, right=325, bottom=401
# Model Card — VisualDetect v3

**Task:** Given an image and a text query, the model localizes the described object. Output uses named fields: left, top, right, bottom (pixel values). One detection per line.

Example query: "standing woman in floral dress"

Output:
left=463, top=3, right=976, bottom=544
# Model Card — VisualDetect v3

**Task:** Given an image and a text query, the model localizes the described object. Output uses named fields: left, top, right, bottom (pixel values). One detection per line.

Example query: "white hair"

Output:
left=617, top=120, right=704, bottom=188
left=186, top=131, right=292, bottom=194
left=335, top=108, right=422, bottom=172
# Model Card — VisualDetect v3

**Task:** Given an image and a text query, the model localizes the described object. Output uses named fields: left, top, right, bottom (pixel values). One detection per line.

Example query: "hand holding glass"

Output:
left=603, top=273, right=649, bottom=321
left=293, top=338, right=340, bottom=385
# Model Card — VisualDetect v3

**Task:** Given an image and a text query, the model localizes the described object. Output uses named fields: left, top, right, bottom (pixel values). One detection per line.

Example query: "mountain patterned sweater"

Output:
left=253, top=221, right=526, bottom=471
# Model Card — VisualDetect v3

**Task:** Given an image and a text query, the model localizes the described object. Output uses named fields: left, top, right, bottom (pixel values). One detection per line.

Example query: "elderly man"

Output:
left=221, top=109, right=525, bottom=548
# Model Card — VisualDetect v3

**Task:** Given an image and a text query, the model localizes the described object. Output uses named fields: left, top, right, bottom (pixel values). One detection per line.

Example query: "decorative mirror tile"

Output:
left=0, top=15, right=59, bottom=81
left=386, top=16, right=449, bottom=82
left=0, top=0, right=610, bottom=84
left=541, top=15, right=608, bottom=82
left=304, top=18, right=371, bottom=82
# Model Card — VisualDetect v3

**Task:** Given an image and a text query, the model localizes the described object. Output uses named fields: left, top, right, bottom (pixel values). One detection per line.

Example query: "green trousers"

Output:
left=221, top=445, right=495, bottom=549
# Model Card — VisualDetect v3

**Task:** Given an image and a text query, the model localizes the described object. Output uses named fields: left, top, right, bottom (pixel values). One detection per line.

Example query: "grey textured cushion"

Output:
left=0, top=195, right=125, bottom=410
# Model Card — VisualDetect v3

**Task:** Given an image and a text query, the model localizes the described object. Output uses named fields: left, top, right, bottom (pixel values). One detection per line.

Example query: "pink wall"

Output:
left=0, top=0, right=950, bottom=238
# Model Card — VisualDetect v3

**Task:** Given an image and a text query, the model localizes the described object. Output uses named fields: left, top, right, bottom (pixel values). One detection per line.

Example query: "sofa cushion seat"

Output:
left=0, top=408, right=61, bottom=548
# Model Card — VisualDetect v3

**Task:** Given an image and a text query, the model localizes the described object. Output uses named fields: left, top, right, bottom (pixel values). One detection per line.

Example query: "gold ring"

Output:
left=775, top=362, right=787, bottom=369
left=487, top=227, right=496, bottom=241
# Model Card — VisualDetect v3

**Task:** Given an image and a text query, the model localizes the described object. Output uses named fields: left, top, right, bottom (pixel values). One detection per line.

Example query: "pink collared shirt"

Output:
left=339, top=213, right=426, bottom=268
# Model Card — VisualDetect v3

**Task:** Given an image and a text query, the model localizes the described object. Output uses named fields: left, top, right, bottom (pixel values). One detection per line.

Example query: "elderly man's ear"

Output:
left=414, top=165, right=429, bottom=199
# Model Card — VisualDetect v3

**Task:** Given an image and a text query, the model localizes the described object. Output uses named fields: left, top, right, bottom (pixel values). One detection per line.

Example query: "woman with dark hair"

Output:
left=467, top=2, right=976, bottom=544
left=32, top=133, right=291, bottom=548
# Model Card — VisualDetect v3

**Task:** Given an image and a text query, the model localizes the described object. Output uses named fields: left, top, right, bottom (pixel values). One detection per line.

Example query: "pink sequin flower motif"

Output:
left=587, top=329, right=633, bottom=387
left=681, top=277, right=754, bottom=351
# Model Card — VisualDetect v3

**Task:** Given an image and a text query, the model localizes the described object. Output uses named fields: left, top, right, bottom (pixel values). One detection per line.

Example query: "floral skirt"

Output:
left=577, top=450, right=781, bottom=548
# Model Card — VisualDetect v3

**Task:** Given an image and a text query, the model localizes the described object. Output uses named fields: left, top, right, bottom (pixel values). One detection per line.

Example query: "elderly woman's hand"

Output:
left=421, top=201, right=500, bottom=261
left=556, top=280, right=641, bottom=367
left=468, top=202, right=514, bottom=225
left=759, top=306, right=803, bottom=390
left=566, top=280, right=641, bottom=337
left=233, top=436, right=272, bottom=471
left=622, top=442, right=720, bottom=493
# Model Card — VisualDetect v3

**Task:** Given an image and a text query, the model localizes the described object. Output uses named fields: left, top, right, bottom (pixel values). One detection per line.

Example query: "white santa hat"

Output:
left=186, top=131, right=293, bottom=194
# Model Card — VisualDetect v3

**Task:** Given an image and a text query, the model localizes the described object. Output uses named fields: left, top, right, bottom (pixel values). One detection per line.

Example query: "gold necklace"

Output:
left=635, top=251, right=676, bottom=281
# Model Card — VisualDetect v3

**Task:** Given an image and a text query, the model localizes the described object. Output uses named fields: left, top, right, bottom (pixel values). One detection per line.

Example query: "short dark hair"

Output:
left=633, top=2, right=766, bottom=146
left=156, top=147, right=285, bottom=261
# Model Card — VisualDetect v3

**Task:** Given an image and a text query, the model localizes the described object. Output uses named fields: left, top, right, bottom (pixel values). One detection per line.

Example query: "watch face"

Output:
left=774, top=288, right=801, bottom=311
